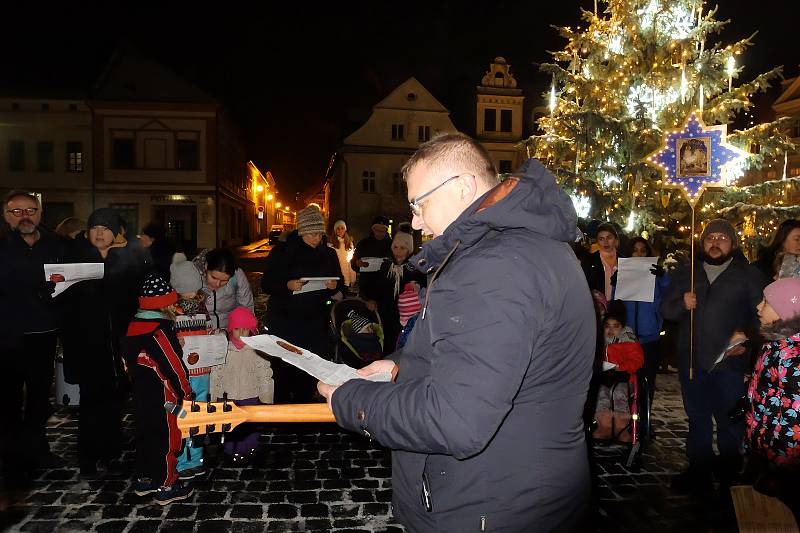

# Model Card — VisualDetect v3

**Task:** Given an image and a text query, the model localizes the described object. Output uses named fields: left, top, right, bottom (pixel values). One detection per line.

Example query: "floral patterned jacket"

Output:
left=745, top=316, right=800, bottom=466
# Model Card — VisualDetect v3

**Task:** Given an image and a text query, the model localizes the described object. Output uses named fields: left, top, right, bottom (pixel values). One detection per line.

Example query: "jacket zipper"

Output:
left=480, top=515, right=487, bottom=531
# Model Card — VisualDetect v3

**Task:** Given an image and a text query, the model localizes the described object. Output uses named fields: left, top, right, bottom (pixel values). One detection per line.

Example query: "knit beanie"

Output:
left=347, top=309, right=373, bottom=334
left=764, top=278, right=800, bottom=321
left=392, top=232, right=414, bottom=254
left=700, top=219, right=737, bottom=247
left=227, top=306, right=258, bottom=336
left=333, top=220, right=347, bottom=231
left=398, top=283, right=422, bottom=326
left=87, top=208, right=121, bottom=237
left=372, top=215, right=390, bottom=232
left=139, top=272, right=178, bottom=310
left=141, top=221, right=166, bottom=241
left=297, top=206, right=326, bottom=236
left=170, top=253, right=203, bottom=294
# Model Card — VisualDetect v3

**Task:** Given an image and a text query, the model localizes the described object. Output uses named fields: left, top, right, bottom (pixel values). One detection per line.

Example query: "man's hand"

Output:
left=683, top=292, right=697, bottom=311
left=357, top=359, right=398, bottom=381
left=287, top=279, right=306, bottom=291
left=724, top=331, right=748, bottom=358
left=650, top=264, right=665, bottom=277
left=317, top=381, right=338, bottom=410
left=325, top=279, right=338, bottom=290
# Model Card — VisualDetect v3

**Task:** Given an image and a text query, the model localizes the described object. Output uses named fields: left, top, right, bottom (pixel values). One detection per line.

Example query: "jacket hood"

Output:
left=761, top=315, right=800, bottom=342
left=412, top=158, right=576, bottom=270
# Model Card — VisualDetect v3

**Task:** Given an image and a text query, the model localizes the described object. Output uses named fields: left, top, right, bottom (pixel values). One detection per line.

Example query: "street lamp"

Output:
left=276, top=202, right=282, bottom=208
left=267, top=193, right=274, bottom=201
left=256, top=184, right=264, bottom=192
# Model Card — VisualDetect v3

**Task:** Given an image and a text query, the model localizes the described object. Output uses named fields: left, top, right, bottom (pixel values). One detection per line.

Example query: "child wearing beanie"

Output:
left=121, top=273, right=194, bottom=505
left=170, top=253, right=216, bottom=480
left=210, top=306, right=273, bottom=466
left=744, top=277, right=800, bottom=512
left=369, top=231, right=426, bottom=353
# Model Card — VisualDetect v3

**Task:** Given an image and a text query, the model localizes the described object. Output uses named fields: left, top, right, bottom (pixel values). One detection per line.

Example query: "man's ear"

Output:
left=458, top=174, right=476, bottom=201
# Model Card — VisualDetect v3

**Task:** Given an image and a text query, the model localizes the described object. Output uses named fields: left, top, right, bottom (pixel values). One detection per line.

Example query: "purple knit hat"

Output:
left=764, top=278, right=800, bottom=321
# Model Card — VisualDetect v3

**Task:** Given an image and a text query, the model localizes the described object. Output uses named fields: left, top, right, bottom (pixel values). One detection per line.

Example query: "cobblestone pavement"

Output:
left=1, top=272, right=741, bottom=532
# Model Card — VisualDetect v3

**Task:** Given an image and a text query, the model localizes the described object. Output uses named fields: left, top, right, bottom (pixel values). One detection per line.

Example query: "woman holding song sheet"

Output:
left=261, top=206, right=344, bottom=403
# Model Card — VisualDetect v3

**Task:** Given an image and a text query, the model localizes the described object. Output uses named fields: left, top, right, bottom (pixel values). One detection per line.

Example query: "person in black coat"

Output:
left=61, top=208, right=146, bottom=476
left=661, top=219, right=766, bottom=493
left=581, top=222, right=625, bottom=305
left=319, top=136, right=595, bottom=532
left=261, top=206, right=344, bottom=403
left=350, top=216, right=393, bottom=301
left=365, top=231, right=426, bottom=353
left=138, top=221, right=175, bottom=279
left=1, top=190, right=70, bottom=485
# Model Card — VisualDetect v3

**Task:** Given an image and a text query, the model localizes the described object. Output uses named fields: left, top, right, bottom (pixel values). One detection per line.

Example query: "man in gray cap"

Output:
left=661, top=218, right=766, bottom=494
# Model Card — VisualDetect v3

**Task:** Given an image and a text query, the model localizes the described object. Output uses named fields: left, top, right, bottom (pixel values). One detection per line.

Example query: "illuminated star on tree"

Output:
left=647, top=111, right=748, bottom=206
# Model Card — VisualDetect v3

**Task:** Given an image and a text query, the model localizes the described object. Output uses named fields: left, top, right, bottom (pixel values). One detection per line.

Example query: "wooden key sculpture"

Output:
left=175, top=401, right=336, bottom=439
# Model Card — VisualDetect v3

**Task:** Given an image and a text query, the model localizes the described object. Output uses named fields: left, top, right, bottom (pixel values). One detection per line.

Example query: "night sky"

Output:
left=3, top=1, right=797, bottom=197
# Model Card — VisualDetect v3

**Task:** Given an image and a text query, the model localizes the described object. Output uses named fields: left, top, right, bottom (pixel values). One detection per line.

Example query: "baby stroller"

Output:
left=330, top=298, right=384, bottom=370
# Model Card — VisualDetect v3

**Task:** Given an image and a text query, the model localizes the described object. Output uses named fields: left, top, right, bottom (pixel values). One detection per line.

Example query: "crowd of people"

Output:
left=0, top=189, right=428, bottom=507
left=4, top=130, right=800, bottom=528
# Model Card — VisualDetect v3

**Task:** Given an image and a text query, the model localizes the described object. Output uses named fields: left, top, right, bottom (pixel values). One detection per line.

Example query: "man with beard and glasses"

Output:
left=0, top=190, right=69, bottom=489
left=661, top=219, right=766, bottom=495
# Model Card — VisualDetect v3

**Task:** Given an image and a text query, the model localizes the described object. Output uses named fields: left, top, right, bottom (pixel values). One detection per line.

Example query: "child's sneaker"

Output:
left=177, top=466, right=206, bottom=481
left=133, top=478, right=159, bottom=496
left=153, top=483, right=194, bottom=505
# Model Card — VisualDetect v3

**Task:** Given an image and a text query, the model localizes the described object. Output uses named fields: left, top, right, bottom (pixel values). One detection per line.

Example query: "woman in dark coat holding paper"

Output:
left=261, top=206, right=344, bottom=402
left=61, top=208, right=146, bottom=476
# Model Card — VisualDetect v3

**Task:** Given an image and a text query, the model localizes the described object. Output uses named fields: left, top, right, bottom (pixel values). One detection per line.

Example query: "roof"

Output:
left=91, top=45, right=218, bottom=104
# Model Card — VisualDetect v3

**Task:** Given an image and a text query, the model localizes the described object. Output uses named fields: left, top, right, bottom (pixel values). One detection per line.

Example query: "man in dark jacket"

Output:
left=1, top=190, right=69, bottom=478
left=319, top=133, right=595, bottom=532
left=350, top=215, right=393, bottom=303
left=661, top=219, right=765, bottom=492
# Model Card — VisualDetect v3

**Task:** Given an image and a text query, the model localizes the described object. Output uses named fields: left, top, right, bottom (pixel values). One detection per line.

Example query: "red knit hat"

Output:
left=398, top=283, right=422, bottom=326
left=139, top=273, right=178, bottom=310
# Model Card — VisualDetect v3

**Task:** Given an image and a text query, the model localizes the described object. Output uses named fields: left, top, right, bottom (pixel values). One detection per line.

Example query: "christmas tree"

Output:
left=525, top=0, right=795, bottom=254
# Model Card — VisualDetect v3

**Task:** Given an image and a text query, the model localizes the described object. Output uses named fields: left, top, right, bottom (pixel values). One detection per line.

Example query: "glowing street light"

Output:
left=267, top=193, right=274, bottom=201
left=276, top=202, right=282, bottom=208
left=256, top=184, right=264, bottom=192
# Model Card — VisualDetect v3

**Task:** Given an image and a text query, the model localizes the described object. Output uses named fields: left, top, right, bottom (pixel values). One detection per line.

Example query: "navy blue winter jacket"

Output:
left=332, top=159, right=596, bottom=532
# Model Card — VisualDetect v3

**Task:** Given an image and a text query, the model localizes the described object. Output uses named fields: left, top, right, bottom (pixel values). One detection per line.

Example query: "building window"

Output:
left=793, top=119, right=800, bottom=139
left=500, top=110, right=513, bottom=133
left=391, top=124, right=405, bottom=141
left=67, top=141, right=83, bottom=172
left=392, top=172, right=402, bottom=195
left=484, top=108, right=497, bottom=132
left=8, top=140, right=25, bottom=171
left=790, top=167, right=800, bottom=177
left=11, top=102, right=20, bottom=111
left=41, top=103, right=50, bottom=111
left=362, top=170, right=376, bottom=193
left=176, top=139, right=199, bottom=170
left=418, top=125, right=431, bottom=142
left=69, top=103, right=78, bottom=112
left=498, top=160, right=513, bottom=174
left=112, top=138, right=135, bottom=169
left=37, top=141, right=54, bottom=172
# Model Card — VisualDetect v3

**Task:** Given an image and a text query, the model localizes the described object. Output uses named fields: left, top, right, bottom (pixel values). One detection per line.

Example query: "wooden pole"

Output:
left=689, top=206, right=696, bottom=380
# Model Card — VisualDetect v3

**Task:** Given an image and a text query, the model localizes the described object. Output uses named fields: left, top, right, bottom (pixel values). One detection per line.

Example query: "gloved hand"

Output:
left=650, top=264, right=665, bottom=277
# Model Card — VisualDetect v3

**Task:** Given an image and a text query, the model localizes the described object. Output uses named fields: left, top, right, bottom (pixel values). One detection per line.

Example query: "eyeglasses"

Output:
left=408, top=174, right=464, bottom=217
left=6, top=207, right=38, bottom=217
left=704, top=234, right=730, bottom=243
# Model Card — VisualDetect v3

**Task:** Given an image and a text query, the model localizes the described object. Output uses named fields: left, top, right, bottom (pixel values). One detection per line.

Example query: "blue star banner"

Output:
left=647, top=111, right=748, bottom=206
